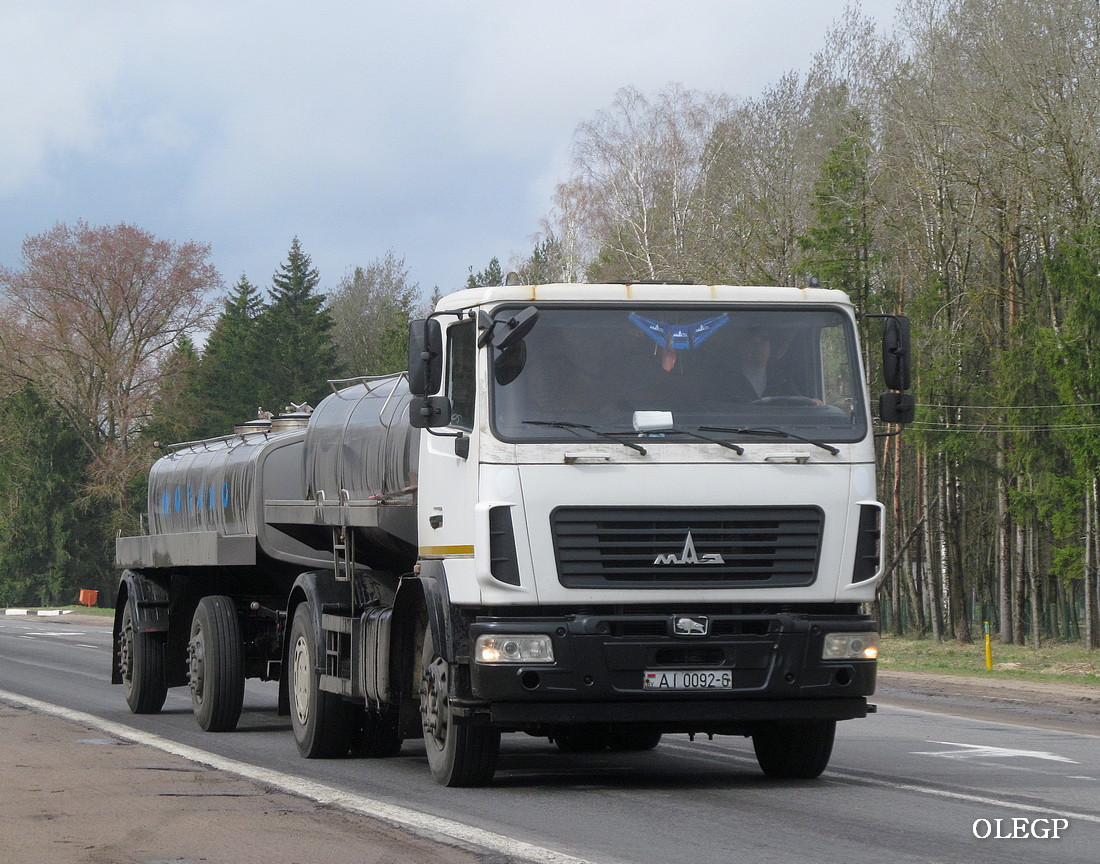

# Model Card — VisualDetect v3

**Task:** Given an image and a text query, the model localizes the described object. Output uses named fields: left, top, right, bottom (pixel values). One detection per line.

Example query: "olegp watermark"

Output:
left=972, top=817, right=1069, bottom=840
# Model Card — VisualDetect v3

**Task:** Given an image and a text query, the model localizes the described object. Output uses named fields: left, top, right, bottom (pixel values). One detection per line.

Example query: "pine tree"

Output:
left=795, top=112, right=876, bottom=312
left=0, top=387, right=106, bottom=606
left=466, top=257, right=503, bottom=289
left=257, top=238, right=341, bottom=410
left=141, top=335, right=210, bottom=445
left=195, top=275, right=269, bottom=433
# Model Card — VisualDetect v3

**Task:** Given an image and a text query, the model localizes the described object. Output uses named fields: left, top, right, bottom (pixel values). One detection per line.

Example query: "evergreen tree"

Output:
left=466, top=257, right=503, bottom=289
left=0, top=387, right=107, bottom=606
left=423, top=286, right=444, bottom=317
left=141, top=335, right=207, bottom=445
left=515, top=235, right=568, bottom=285
left=196, top=275, right=269, bottom=433
left=795, top=112, right=876, bottom=312
left=257, top=238, right=341, bottom=410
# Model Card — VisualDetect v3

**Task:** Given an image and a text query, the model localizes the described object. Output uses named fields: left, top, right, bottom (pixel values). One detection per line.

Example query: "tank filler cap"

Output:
left=269, top=402, right=314, bottom=433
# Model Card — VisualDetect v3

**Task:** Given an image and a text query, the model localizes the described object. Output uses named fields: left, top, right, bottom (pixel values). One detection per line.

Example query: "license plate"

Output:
left=643, top=669, right=732, bottom=691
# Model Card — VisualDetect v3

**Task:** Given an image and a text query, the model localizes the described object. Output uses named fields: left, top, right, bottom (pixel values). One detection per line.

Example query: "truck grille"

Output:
left=551, top=506, right=823, bottom=589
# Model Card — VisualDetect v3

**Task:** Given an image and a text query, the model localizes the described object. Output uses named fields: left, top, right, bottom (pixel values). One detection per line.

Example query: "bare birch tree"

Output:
left=0, top=221, right=218, bottom=525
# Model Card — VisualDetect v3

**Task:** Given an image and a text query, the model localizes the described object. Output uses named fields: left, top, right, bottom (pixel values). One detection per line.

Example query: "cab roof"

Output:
left=435, top=282, right=853, bottom=312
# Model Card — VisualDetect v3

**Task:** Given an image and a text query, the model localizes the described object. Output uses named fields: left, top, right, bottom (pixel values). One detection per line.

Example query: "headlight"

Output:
left=475, top=634, right=555, bottom=664
left=822, top=632, right=879, bottom=661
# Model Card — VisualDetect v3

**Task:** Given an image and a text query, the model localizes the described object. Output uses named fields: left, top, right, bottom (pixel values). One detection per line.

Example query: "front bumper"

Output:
left=466, top=611, right=876, bottom=731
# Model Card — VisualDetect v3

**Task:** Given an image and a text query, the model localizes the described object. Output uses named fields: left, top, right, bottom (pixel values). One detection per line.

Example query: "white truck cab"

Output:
left=406, top=282, right=913, bottom=784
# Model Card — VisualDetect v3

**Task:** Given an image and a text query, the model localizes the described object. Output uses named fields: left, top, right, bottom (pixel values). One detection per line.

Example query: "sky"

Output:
left=0, top=0, right=899, bottom=303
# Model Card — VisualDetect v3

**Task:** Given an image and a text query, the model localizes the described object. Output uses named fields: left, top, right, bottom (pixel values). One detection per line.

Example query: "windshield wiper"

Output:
left=699, top=425, right=840, bottom=456
left=523, top=420, right=647, bottom=455
left=646, top=427, right=744, bottom=454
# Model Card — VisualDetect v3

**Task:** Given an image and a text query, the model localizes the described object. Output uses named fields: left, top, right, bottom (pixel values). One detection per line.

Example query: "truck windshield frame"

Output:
left=487, top=303, right=867, bottom=445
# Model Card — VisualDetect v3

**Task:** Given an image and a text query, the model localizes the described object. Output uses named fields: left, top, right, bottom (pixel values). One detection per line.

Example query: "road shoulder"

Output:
left=876, top=669, right=1100, bottom=734
left=0, top=699, right=486, bottom=864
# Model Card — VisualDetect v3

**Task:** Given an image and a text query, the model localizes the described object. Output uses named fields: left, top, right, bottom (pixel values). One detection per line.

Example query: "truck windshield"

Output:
left=489, top=305, right=867, bottom=445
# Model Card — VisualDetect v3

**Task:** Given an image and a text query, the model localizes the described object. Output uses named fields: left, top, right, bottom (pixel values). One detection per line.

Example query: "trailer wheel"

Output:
left=752, top=720, right=835, bottom=779
left=419, top=623, right=499, bottom=786
left=288, top=604, right=353, bottom=757
left=118, top=598, right=167, bottom=714
left=187, top=595, right=245, bottom=732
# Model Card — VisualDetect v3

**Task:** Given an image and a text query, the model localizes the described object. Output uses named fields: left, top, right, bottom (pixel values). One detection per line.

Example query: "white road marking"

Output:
left=661, top=739, right=1100, bottom=824
left=0, top=689, right=595, bottom=864
left=913, top=741, right=1078, bottom=763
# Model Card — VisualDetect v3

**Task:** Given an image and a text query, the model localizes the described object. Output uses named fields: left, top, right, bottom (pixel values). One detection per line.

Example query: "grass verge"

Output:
left=880, top=635, right=1100, bottom=686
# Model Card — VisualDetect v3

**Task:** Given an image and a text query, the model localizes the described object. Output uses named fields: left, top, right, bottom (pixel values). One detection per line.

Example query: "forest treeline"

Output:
left=2, top=0, right=1098, bottom=648
left=0, top=230, right=425, bottom=608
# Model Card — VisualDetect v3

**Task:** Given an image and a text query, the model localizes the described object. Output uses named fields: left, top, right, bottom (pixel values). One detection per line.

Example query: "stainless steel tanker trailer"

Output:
left=113, top=280, right=913, bottom=786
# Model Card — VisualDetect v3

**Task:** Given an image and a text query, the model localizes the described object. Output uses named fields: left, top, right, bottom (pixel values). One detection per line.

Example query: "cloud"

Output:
left=0, top=0, right=899, bottom=292
left=0, top=5, right=123, bottom=193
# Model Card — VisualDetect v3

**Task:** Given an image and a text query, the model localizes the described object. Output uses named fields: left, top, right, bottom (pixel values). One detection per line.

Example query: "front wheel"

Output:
left=752, top=720, right=836, bottom=779
left=187, top=595, right=245, bottom=732
left=419, top=623, right=499, bottom=786
left=118, top=598, right=167, bottom=714
left=288, top=604, right=353, bottom=757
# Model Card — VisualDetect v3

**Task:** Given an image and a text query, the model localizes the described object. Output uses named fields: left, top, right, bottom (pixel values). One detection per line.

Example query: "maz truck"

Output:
left=113, top=281, right=913, bottom=786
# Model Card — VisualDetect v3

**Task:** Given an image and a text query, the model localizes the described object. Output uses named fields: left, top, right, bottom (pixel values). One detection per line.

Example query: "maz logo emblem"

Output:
left=653, top=531, right=725, bottom=565
left=673, top=615, right=709, bottom=636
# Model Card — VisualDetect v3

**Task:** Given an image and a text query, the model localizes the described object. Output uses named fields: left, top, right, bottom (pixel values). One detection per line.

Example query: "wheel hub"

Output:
left=419, top=656, right=449, bottom=746
left=118, top=619, right=134, bottom=690
left=292, top=635, right=311, bottom=727
left=187, top=631, right=205, bottom=702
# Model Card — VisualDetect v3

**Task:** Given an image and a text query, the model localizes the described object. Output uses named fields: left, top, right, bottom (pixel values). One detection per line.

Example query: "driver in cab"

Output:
left=728, top=327, right=821, bottom=404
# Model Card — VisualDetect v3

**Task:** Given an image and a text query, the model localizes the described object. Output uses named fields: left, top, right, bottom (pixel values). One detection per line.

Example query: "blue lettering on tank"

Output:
left=174, top=487, right=182, bottom=514
left=187, top=487, right=194, bottom=513
left=210, top=485, right=216, bottom=510
left=196, top=487, right=204, bottom=511
left=222, top=482, right=230, bottom=508
left=161, top=490, right=169, bottom=514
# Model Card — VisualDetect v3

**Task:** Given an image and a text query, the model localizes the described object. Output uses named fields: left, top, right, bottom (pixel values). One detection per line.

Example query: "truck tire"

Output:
left=187, top=595, right=245, bottom=732
left=419, top=623, right=499, bottom=786
left=288, top=603, right=353, bottom=757
left=752, top=720, right=836, bottom=779
left=118, top=598, right=168, bottom=714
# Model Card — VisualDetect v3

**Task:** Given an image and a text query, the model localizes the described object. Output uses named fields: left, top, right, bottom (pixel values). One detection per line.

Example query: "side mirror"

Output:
left=478, top=306, right=539, bottom=349
left=493, top=342, right=527, bottom=385
left=408, top=318, right=443, bottom=396
left=882, top=315, right=911, bottom=391
left=494, top=306, right=539, bottom=350
left=879, top=391, right=916, bottom=425
left=409, top=395, right=452, bottom=429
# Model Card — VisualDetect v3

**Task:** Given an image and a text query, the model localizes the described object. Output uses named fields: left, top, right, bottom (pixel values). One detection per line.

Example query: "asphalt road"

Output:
left=2, top=611, right=1098, bottom=864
